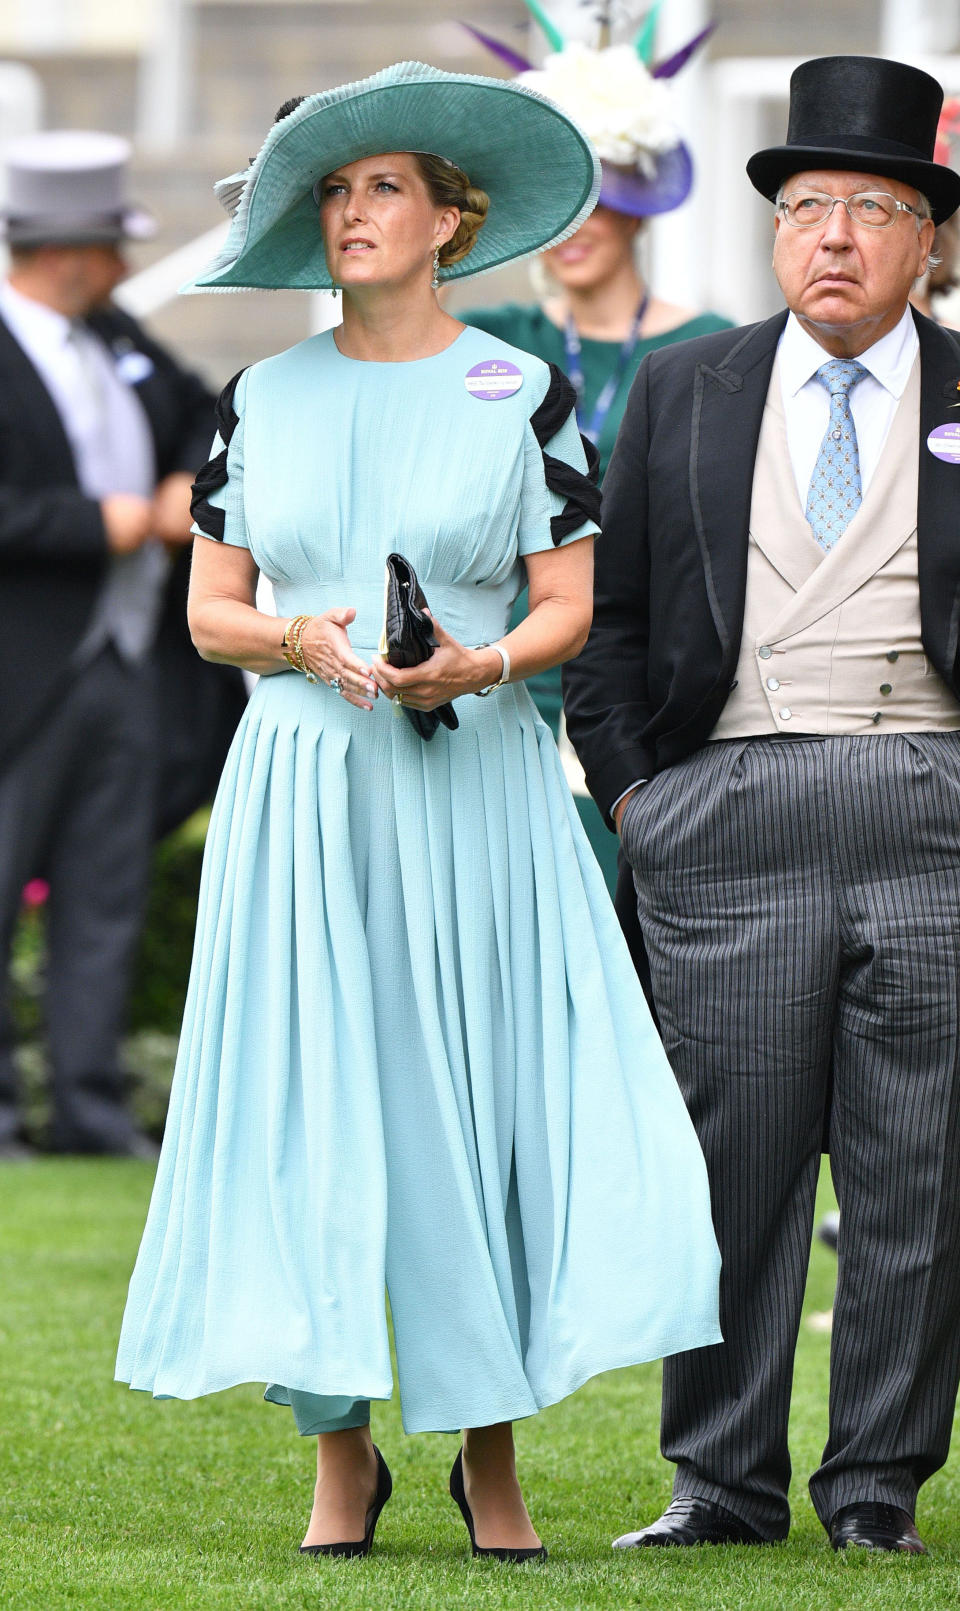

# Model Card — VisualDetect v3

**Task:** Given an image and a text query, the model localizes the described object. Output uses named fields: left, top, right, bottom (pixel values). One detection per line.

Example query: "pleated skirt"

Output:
left=116, top=671, right=721, bottom=1432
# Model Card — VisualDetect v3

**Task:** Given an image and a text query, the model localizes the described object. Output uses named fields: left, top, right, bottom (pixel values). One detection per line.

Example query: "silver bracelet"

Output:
left=475, top=641, right=510, bottom=697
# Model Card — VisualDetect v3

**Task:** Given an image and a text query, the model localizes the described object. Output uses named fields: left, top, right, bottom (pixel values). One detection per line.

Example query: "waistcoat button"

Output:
left=759, top=645, right=773, bottom=660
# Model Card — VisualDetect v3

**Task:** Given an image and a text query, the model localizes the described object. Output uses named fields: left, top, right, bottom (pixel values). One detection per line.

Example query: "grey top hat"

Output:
left=1, top=130, right=157, bottom=247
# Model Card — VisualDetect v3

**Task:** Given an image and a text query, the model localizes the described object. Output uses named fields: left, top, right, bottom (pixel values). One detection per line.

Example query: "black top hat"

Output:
left=747, top=55, right=960, bottom=225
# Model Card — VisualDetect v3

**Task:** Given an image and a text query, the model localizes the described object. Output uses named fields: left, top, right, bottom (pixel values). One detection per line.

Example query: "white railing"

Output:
left=114, top=218, right=342, bottom=335
left=113, top=221, right=228, bottom=317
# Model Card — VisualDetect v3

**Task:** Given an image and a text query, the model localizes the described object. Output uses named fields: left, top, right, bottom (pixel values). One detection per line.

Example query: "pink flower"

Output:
left=22, top=878, right=50, bottom=909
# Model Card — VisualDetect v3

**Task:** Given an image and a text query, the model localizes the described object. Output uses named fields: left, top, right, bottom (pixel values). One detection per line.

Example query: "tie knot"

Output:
left=815, top=358, right=868, bottom=398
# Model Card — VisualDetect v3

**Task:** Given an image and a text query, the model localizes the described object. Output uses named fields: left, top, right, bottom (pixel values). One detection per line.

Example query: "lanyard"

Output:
left=563, top=292, right=649, bottom=445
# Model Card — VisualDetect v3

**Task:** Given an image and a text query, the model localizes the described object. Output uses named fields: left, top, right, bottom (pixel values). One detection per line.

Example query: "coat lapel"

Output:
left=86, top=308, right=165, bottom=439
left=0, top=313, right=79, bottom=483
left=916, top=308, right=960, bottom=673
left=689, top=311, right=787, bottom=658
left=749, top=366, right=825, bottom=590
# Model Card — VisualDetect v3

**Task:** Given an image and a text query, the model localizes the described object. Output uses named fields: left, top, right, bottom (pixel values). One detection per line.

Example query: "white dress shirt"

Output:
left=0, top=279, right=98, bottom=474
left=0, top=278, right=166, bottom=663
left=0, top=279, right=156, bottom=500
left=776, top=306, right=919, bottom=506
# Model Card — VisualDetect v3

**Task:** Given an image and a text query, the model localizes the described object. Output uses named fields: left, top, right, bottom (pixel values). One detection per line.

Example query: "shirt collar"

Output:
left=0, top=278, right=73, bottom=350
left=778, top=306, right=918, bottom=401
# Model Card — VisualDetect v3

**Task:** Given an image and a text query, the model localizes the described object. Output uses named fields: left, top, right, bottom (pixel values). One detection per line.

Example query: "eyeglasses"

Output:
left=777, top=189, right=924, bottom=229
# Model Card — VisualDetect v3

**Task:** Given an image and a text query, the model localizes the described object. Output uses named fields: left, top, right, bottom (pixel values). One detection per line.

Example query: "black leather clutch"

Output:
left=381, top=552, right=459, bottom=741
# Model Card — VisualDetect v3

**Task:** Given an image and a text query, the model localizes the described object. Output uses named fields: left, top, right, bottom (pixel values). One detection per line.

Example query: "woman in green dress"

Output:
left=461, top=11, right=732, bottom=902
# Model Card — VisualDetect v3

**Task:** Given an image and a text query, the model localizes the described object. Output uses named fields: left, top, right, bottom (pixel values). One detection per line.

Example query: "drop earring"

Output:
left=432, top=245, right=441, bottom=290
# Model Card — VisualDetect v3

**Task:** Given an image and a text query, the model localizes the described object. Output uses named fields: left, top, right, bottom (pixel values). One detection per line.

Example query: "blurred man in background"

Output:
left=0, top=130, right=243, bottom=1159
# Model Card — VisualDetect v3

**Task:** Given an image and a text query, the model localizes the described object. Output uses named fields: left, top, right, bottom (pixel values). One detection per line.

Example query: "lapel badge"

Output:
left=115, top=350, right=155, bottom=385
left=927, top=421, right=960, bottom=462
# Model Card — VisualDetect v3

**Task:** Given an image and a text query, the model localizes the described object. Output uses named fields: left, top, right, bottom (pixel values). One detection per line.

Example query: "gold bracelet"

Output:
left=282, top=614, right=318, bottom=683
left=282, top=614, right=308, bottom=669
left=293, top=615, right=319, bottom=684
left=292, top=616, right=308, bottom=674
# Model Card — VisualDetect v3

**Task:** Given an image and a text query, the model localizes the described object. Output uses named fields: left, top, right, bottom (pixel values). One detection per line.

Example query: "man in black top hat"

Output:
left=565, top=56, right=960, bottom=1555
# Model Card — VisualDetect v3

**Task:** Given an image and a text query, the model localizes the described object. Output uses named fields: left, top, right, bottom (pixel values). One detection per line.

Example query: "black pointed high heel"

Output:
left=449, top=1448, right=547, bottom=1563
left=299, top=1445, right=392, bottom=1559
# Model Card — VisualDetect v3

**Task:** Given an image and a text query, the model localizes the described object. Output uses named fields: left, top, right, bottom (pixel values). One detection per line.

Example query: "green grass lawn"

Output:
left=1, top=1160, right=958, bottom=1610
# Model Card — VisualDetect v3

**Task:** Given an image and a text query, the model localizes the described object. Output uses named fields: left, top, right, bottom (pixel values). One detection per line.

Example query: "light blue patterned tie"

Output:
left=804, top=359, right=868, bottom=550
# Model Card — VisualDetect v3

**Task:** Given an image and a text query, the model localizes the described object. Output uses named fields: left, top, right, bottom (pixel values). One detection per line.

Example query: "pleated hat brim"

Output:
left=185, top=61, right=601, bottom=292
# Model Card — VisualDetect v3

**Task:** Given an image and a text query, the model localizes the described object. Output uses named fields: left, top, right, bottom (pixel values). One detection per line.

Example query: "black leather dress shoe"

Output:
left=612, top=1497, right=768, bottom=1549
left=829, top=1503, right=927, bottom=1554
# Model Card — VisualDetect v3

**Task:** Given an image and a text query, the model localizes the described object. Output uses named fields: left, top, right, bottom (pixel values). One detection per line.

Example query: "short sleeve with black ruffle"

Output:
left=190, top=366, right=249, bottom=548
left=517, top=363, right=601, bottom=557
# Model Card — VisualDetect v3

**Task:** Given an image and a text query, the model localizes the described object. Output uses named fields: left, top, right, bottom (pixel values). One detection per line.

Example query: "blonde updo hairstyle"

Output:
left=413, top=152, right=490, bottom=269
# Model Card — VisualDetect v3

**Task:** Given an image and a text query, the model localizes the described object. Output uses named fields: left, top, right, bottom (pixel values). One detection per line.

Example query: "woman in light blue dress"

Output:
left=116, top=63, right=721, bottom=1561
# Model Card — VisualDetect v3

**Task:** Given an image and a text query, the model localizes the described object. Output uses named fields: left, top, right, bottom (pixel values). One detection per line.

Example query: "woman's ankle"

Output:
left=302, top=1434, right=379, bottom=1547
left=459, top=1424, right=540, bottom=1547
left=316, top=1425, right=376, bottom=1475
left=462, top=1421, right=517, bottom=1472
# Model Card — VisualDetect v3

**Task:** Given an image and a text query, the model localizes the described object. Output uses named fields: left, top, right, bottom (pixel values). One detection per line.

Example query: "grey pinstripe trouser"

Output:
left=620, top=733, right=960, bottom=1538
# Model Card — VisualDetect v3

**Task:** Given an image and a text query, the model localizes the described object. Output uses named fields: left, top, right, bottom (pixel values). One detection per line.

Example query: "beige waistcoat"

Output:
left=711, top=355, right=960, bottom=739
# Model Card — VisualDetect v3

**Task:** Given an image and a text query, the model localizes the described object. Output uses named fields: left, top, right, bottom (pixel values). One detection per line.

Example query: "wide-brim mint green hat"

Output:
left=185, top=59, right=601, bottom=292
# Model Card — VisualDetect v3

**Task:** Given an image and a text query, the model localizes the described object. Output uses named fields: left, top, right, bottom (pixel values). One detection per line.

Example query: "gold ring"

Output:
left=396, top=692, right=404, bottom=706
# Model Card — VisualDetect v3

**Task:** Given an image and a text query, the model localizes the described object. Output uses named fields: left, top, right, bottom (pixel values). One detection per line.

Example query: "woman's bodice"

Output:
left=210, top=325, right=595, bottom=653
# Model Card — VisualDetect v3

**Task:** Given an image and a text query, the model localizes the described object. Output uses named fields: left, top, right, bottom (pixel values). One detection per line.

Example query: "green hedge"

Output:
left=130, top=809, right=209, bottom=1035
left=10, top=811, right=208, bottom=1142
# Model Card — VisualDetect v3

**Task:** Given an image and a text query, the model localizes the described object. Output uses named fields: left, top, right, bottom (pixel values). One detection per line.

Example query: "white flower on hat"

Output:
left=519, top=43, right=679, bottom=175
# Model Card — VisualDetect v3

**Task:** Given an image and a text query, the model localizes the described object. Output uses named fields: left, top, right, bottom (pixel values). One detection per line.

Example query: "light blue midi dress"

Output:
left=116, top=325, right=721, bottom=1435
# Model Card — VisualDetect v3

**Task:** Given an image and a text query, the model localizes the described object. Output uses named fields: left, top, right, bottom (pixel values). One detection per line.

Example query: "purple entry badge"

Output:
left=465, top=358, right=524, bottom=401
left=927, top=423, right=960, bottom=463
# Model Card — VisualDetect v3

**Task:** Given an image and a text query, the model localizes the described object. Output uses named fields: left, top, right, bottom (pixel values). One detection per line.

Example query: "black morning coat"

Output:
left=563, top=306, right=960, bottom=825
left=0, top=303, right=246, bottom=833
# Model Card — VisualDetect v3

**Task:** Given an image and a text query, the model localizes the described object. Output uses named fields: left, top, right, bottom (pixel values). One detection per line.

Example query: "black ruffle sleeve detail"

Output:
left=190, top=368, right=248, bottom=541
left=529, top=363, right=602, bottom=545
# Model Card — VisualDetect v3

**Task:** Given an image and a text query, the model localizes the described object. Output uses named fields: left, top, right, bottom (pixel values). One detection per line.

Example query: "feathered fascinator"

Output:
left=466, top=0, right=714, bottom=217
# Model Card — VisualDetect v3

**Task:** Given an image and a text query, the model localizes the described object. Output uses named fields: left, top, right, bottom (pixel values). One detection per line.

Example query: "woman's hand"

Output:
left=372, top=616, right=502, bottom=710
left=300, top=608, right=379, bottom=711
